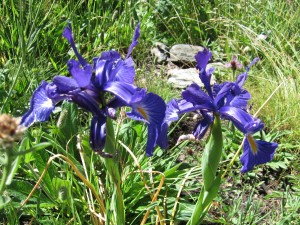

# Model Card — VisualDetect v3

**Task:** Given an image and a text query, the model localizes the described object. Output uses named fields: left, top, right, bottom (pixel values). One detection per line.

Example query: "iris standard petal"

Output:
left=94, top=51, right=135, bottom=87
left=235, top=57, right=259, bottom=88
left=213, top=82, right=233, bottom=108
left=195, top=48, right=212, bottom=71
left=195, top=49, right=214, bottom=97
left=240, top=135, right=277, bottom=172
left=109, top=57, right=135, bottom=84
left=94, top=58, right=111, bottom=88
left=228, top=89, right=251, bottom=109
left=67, top=59, right=92, bottom=88
left=21, top=81, right=56, bottom=127
left=202, top=65, right=215, bottom=98
left=246, top=57, right=259, bottom=72
left=90, top=115, right=106, bottom=152
left=98, top=50, right=122, bottom=61
left=235, top=71, right=248, bottom=89
left=126, top=23, right=140, bottom=58
left=53, top=76, right=80, bottom=92
left=182, top=83, right=215, bottom=110
left=62, top=24, right=88, bottom=67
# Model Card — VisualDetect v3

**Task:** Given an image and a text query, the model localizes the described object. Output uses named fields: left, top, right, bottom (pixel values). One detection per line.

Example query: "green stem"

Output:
left=202, top=115, right=223, bottom=191
left=187, top=115, right=223, bottom=225
left=0, top=151, right=13, bottom=195
left=104, top=118, right=124, bottom=225
left=232, top=69, right=236, bottom=81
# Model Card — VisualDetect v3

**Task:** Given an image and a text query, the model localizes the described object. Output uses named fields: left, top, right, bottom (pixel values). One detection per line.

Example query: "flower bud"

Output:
left=0, top=114, right=26, bottom=149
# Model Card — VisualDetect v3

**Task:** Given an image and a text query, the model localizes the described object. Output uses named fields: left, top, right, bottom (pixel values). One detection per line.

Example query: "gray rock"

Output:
left=151, top=42, right=169, bottom=64
left=169, top=44, right=204, bottom=64
left=167, top=64, right=217, bottom=89
left=167, top=68, right=203, bottom=89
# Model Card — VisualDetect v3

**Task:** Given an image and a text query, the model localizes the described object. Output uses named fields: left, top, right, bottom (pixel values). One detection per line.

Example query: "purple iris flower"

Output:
left=21, top=23, right=166, bottom=156
left=173, top=48, right=277, bottom=172
left=178, top=49, right=255, bottom=139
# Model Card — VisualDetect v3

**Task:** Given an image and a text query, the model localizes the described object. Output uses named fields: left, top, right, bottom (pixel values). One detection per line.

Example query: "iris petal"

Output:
left=244, top=119, right=265, bottom=134
left=235, top=71, right=248, bottom=89
left=213, top=82, right=233, bottom=108
left=127, top=93, right=166, bottom=126
left=103, top=81, right=138, bottom=105
left=126, top=23, right=140, bottom=58
left=240, top=136, right=277, bottom=172
left=164, top=99, right=181, bottom=123
left=110, top=57, right=135, bottom=84
left=21, top=81, right=56, bottom=127
left=195, top=49, right=214, bottom=97
left=94, top=50, right=135, bottom=88
left=67, top=59, right=92, bottom=88
left=219, top=106, right=254, bottom=133
left=176, top=99, right=196, bottom=114
left=127, top=93, right=166, bottom=156
left=90, top=116, right=106, bottom=152
left=228, top=90, right=251, bottom=109
left=98, top=50, right=121, bottom=61
left=145, top=125, right=158, bottom=156
left=157, top=123, right=169, bottom=149
left=156, top=99, right=184, bottom=149
left=193, top=112, right=213, bottom=139
left=53, top=76, right=80, bottom=92
left=62, top=24, right=88, bottom=67
left=94, top=58, right=110, bottom=88
left=71, top=91, right=103, bottom=116
left=195, top=48, right=212, bottom=71
left=235, top=57, right=259, bottom=88
left=182, top=83, right=214, bottom=110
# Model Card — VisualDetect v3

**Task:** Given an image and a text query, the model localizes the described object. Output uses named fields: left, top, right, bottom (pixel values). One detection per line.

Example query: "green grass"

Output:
left=1, top=0, right=300, bottom=224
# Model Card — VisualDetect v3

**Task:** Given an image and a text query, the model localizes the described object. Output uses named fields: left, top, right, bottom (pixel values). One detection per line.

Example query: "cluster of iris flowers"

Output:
left=21, top=23, right=277, bottom=173
left=21, top=23, right=166, bottom=157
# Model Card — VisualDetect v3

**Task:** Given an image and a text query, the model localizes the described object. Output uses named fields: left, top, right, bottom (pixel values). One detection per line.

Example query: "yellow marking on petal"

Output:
left=247, top=134, right=258, bottom=155
left=137, top=107, right=149, bottom=120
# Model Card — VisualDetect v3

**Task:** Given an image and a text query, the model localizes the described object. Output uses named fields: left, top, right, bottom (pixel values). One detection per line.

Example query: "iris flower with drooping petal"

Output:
left=21, top=23, right=166, bottom=157
left=170, top=48, right=277, bottom=172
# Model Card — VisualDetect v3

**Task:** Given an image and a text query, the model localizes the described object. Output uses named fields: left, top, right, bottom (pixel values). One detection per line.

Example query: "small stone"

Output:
left=150, top=42, right=169, bottom=64
left=167, top=68, right=202, bottom=88
left=169, top=44, right=204, bottom=64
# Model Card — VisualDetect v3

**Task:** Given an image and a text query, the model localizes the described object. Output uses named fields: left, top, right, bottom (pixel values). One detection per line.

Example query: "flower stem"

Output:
left=103, top=118, right=124, bottom=224
left=0, top=151, right=12, bottom=195
left=187, top=115, right=223, bottom=225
